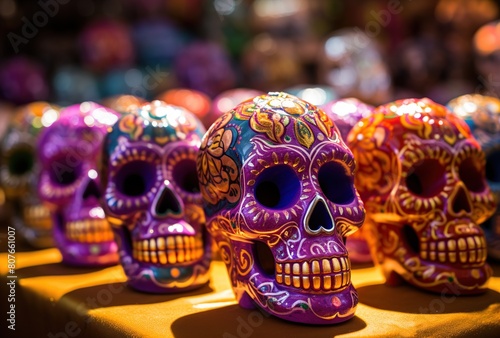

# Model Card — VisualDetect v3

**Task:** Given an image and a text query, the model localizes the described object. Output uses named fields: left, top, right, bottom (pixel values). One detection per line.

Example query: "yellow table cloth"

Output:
left=1, top=249, right=499, bottom=338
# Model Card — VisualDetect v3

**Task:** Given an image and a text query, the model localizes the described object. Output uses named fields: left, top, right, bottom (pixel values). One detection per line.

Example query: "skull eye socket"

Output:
left=459, top=157, right=486, bottom=192
left=172, top=159, right=200, bottom=194
left=318, top=161, right=355, bottom=204
left=115, top=160, right=156, bottom=197
left=255, top=165, right=300, bottom=209
left=48, top=154, right=82, bottom=186
left=8, top=147, right=34, bottom=176
left=486, top=150, right=500, bottom=183
left=406, top=159, right=446, bottom=197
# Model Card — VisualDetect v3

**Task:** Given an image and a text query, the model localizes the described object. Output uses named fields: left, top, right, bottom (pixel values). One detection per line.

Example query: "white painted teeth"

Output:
left=132, top=235, right=204, bottom=265
left=65, top=219, right=114, bottom=243
left=23, top=205, right=52, bottom=230
left=275, top=257, right=351, bottom=291
left=420, top=236, right=487, bottom=264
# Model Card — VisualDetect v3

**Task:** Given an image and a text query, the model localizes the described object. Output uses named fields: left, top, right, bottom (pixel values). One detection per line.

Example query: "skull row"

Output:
left=4, top=92, right=496, bottom=325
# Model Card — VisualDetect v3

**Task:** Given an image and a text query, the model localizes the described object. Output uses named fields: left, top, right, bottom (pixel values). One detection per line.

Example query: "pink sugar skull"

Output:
left=37, top=102, right=120, bottom=266
left=347, top=98, right=496, bottom=294
left=101, top=100, right=210, bottom=293
left=197, top=92, right=365, bottom=324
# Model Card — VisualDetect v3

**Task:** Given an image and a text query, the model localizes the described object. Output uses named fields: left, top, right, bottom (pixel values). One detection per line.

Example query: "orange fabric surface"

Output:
left=1, top=249, right=500, bottom=338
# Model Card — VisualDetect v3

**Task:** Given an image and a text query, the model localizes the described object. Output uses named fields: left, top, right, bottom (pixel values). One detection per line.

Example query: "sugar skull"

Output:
left=37, top=102, right=120, bottom=266
left=198, top=92, right=365, bottom=324
left=448, top=94, right=500, bottom=260
left=347, top=98, right=496, bottom=294
left=101, top=100, right=210, bottom=293
left=1, top=102, right=60, bottom=248
left=323, top=98, right=374, bottom=263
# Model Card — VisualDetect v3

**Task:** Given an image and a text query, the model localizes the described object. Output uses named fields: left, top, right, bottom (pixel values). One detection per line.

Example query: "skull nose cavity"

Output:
left=305, top=197, right=335, bottom=234
left=452, top=184, right=472, bottom=215
left=83, top=179, right=101, bottom=200
left=154, top=187, right=182, bottom=217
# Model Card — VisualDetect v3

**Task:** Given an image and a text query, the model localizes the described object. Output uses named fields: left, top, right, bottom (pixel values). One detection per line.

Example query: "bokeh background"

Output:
left=1, top=0, right=500, bottom=108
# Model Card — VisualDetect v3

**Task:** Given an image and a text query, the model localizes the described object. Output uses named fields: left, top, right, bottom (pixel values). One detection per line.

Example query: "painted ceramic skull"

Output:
left=448, top=94, right=500, bottom=260
left=1, top=102, right=60, bottom=248
left=347, top=98, right=496, bottom=294
left=37, top=102, right=120, bottom=266
left=197, top=92, right=364, bottom=324
left=101, top=100, right=210, bottom=293
left=323, top=98, right=374, bottom=263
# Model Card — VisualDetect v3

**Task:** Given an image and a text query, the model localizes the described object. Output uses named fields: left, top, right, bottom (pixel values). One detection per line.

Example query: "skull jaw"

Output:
left=225, top=240, right=358, bottom=325
left=53, top=213, right=119, bottom=267
left=365, top=217, right=492, bottom=295
left=113, top=227, right=211, bottom=293
left=232, top=273, right=358, bottom=325
left=379, top=255, right=492, bottom=295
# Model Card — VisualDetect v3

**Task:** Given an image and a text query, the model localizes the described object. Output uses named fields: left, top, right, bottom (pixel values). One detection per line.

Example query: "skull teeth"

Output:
left=132, top=235, right=204, bottom=265
left=275, top=257, right=351, bottom=291
left=65, top=219, right=114, bottom=243
left=420, top=236, right=487, bottom=264
left=23, top=205, right=52, bottom=230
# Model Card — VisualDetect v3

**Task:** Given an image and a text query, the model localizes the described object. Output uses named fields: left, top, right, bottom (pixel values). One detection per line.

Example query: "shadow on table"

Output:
left=59, top=282, right=214, bottom=308
left=490, top=261, right=500, bottom=277
left=171, top=304, right=366, bottom=338
left=17, top=262, right=112, bottom=278
left=357, top=283, right=500, bottom=314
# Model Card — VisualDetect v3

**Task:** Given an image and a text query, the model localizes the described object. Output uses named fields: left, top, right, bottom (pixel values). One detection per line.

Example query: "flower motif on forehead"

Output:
left=117, top=101, right=200, bottom=145
left=198, top=112, right=240, bottom=207
left=380, top=99, right=472, bottom=146
left=233, top=92, right=336, bottom=149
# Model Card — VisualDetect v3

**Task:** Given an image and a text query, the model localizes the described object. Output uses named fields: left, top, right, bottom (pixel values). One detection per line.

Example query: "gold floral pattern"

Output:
left=235, top=92, right=335, bottom=149
left=198, top=113, right=240, bottom=205
left=249, top=110, right=289, bottom=144
left=118, top=114, right=144, bottom=140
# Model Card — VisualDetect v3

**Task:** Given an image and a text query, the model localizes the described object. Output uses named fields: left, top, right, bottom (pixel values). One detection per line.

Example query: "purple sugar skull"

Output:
left=1, top=102, right=60, bottom=248
left=37, top=102, right=120, bottom=266
left=448, top=94, right=500, bottom=260
left=197, top=92, right=365, bottom=324
left=101, top=100, right=210, bottom=293
left=323, top=98, right=374, bottom=263
left=322, top=98, right=374, bottom=141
